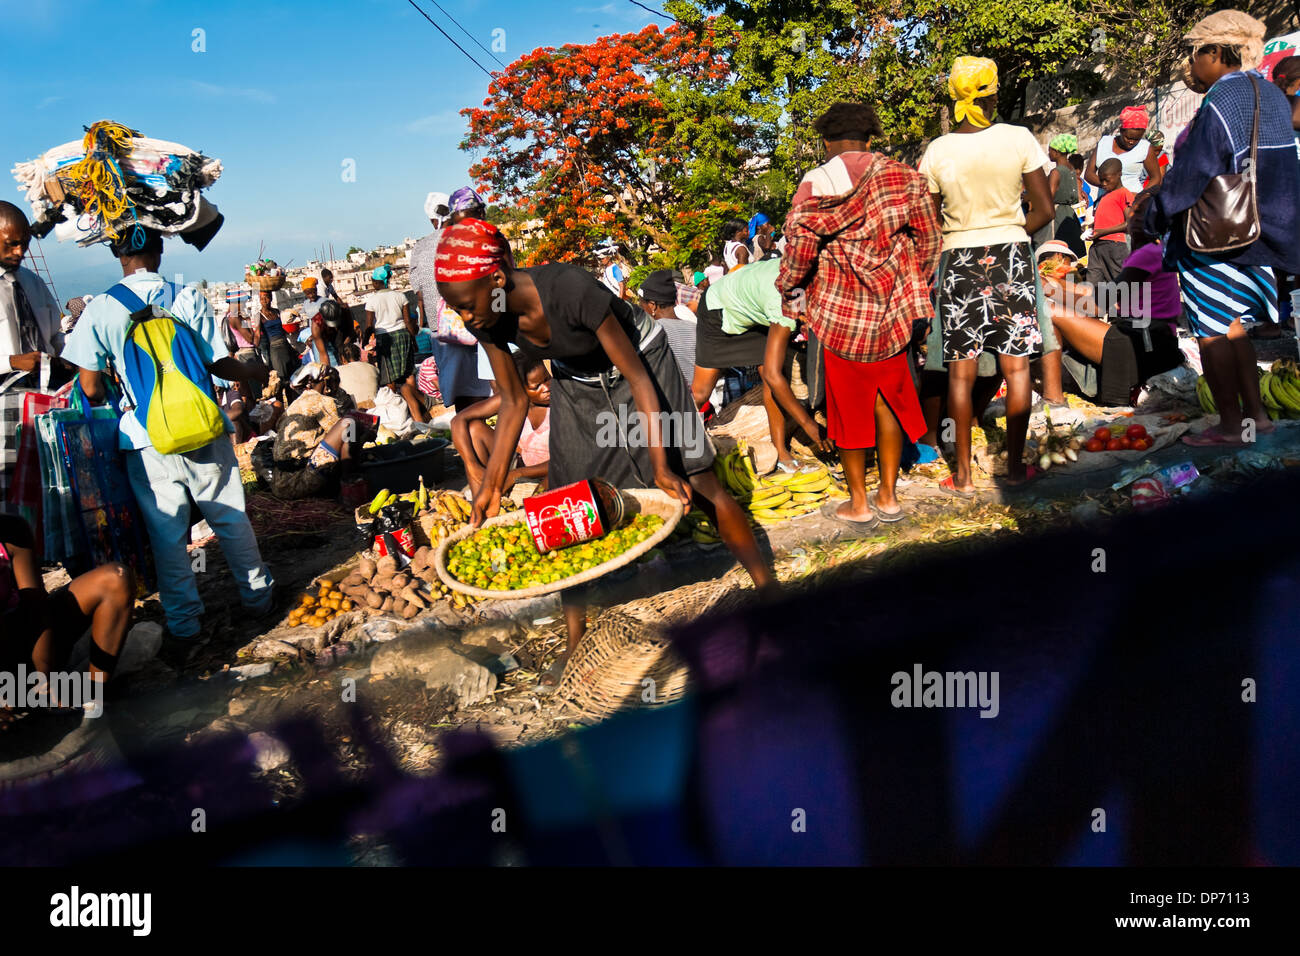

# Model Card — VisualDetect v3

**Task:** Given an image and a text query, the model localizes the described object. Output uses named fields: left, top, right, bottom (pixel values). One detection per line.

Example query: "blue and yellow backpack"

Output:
left=105, top=283, right=226, bottom=455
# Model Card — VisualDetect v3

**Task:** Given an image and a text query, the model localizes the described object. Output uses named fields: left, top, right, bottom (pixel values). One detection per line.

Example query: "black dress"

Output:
left=474, top=264, right=715, bottom=488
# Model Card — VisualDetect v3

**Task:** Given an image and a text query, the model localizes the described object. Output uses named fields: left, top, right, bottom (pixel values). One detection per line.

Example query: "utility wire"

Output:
left=627, top=0, right=675, bottom=23
left=426, top=0, right=507, bottom=68
left=406, top=0, right=497, bottom=80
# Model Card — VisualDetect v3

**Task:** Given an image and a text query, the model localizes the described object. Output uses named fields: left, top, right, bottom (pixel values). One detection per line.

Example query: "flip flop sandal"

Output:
left=939, top=475, right=976, bottom=499
left=774, top=458, right=801, bottom=474
left=819, top=500, right=880, bottom=531
left=867, top=492, right=906, bottom=523
left=1181, top=430, right=1246, bottom=448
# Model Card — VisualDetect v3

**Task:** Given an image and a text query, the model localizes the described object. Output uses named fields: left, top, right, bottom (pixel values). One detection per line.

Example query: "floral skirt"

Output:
left=936, top=242, right=1044, bottom=362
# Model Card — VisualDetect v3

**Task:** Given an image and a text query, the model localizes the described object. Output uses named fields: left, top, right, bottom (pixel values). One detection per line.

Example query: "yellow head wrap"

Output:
left=301, top=277, right=318, bottom=289
left=949, top=56, right=999, bottom=129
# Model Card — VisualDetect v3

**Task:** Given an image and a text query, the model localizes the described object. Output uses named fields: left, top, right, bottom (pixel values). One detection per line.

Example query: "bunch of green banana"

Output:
left=1260, top=360, right=1300, bottom=419
left=1195, top=375, right=1216, bottom=414
left=714, top=441, right=758, bottom=498
left=682, top=510, right=722, bottom=545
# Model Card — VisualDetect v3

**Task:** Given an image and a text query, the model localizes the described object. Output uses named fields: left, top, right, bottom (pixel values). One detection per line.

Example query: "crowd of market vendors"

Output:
left=1, top=9, right=1297, bottom=702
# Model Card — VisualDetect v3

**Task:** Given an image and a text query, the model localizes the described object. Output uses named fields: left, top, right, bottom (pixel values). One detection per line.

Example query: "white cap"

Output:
left=425, top=192, right=451, bottom=220
left=290, top=362, right=324, bottom=387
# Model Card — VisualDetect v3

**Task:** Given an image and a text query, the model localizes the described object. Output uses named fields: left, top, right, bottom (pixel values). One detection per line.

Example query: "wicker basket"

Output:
left=245, top=272, right=286, bottom=291
left=433, top=488, right=683, bottom=600
left=556, top=576, right=753, bottom=718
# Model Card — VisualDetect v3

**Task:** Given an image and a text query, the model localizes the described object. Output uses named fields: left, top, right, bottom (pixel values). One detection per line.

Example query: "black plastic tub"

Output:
left=359, top=438, right=449, bottom=494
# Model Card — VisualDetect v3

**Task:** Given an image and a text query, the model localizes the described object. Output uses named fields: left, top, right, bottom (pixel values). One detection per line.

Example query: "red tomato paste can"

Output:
left=523, top=478, right=627, bottom=554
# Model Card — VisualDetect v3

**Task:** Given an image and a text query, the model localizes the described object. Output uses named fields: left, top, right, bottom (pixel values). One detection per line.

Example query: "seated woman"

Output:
left=372, top=366, right=430, bottom=439
left=270, top=364, right=363, bottom=499
left=1038, top=189, right=1184, bottom=406
left=1, top=514, right=133, bottom=722
left=452, top=352, right=552, bottom=495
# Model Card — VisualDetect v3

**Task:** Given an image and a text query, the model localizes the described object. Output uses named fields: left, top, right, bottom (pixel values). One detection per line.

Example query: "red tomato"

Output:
left=1126, top=424, right=1148, bottom=440
left=1106, top=438, right=1125, bottom=451
left=1094, top=427, right=1112, bottom=441
left=1134, top=437, right=1152, bottom=451
left=1085, top=438, right=1105, bottom=453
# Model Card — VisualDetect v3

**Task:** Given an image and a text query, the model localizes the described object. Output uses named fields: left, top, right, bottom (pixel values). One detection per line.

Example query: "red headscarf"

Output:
left=1120, top=106, right=1149, bottom=130
left=435, top=218, right=510, bottom=282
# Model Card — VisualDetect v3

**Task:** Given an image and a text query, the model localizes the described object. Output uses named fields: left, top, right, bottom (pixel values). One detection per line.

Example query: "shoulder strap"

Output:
left=1248, top=74, right=1260, bottom=172
left=105, top=282, right=148, bottom=316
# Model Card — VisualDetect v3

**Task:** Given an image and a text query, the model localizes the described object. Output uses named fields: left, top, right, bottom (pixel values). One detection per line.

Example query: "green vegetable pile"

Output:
left=447, top=514, right=665, bottom=590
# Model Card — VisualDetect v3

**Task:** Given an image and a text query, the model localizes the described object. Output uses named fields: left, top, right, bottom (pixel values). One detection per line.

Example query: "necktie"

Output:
left=8, top=273, right=47, bottom=356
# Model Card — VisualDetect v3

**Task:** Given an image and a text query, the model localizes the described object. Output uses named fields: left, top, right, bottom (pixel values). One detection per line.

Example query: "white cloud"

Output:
left=36, top=96, right=63, bottom=110
left=189, top=81, right=277, bottom=104
left=404, top=111, right=464, bottom=135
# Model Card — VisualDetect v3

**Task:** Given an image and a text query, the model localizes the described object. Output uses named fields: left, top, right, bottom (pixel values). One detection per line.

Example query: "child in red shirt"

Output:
left=1086, top=158, right=1135, bottom=294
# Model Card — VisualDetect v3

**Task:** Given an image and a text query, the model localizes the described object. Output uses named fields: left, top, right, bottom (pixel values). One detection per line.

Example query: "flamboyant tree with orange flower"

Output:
left=461, top=23, right=765, bottom=267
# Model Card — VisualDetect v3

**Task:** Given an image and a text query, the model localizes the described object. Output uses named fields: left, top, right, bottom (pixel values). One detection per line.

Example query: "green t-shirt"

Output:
left=704, top=258, right=796, bottom=335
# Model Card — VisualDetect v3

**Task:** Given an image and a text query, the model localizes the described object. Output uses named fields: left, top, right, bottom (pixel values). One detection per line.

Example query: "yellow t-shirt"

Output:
left=918, top=124, right=1050, bottom=251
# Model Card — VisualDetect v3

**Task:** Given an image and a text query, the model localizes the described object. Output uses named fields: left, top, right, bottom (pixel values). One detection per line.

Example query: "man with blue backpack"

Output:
left=62, top=228, right=275, bottom=664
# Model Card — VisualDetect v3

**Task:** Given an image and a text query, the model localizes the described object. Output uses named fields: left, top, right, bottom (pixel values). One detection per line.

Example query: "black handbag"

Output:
left=1185, top=74, right=1261, bottom=254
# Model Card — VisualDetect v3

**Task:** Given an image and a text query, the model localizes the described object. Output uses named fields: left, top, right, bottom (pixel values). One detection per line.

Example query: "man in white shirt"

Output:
left=0, top=202, right=65, bottom=387
left=62, top=228, right=275, bottom=662
left=0, top=201, right=68, bottom=508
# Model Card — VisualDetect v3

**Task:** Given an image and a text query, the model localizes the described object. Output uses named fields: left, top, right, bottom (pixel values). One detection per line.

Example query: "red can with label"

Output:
left=374, top=527, right=415, bottom=558
left=522, top=478, right=627, bottom=554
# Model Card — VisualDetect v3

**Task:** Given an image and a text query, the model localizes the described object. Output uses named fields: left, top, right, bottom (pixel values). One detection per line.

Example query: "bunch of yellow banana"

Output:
left=712, top=443, right=851, bottom=524
left=431, top=490, right=472, bottom=522
left=1260, top=360, right=1300, bottom=419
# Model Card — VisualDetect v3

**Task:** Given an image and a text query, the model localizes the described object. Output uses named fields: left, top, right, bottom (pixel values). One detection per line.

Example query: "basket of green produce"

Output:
left=433, top=488, right=682, bottom=600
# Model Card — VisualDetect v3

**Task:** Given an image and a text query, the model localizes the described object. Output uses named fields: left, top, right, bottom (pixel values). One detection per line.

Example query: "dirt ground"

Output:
left=8, top=346, right=1300, bottom=826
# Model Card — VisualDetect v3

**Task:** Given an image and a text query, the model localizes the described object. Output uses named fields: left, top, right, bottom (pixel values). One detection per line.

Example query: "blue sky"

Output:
left=0, top=0, right=661, bottom=299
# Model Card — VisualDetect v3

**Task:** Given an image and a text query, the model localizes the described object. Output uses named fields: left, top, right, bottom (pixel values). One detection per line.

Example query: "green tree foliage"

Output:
left=1085, top=0, right=1218, bottom=85
left=668, top=0, right=1094, bottom=148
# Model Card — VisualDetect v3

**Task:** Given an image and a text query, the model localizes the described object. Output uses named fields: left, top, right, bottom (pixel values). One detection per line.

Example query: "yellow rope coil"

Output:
left=58, top=121, right=137, bottom=240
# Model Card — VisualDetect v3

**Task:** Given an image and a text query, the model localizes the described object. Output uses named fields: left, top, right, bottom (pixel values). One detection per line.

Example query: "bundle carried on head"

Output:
left=11, top=120, right=224, bottom=252
left=246, top=257, right=285, bottom=290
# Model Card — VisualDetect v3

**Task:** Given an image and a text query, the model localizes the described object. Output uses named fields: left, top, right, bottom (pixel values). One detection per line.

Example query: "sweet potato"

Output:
left=391, top=597, right=407, bottom=616
left=342, top=572, right=365, bottom=588
left=357, top=556, right=377, bottom=579
left=363, top=591, right=384, bottom=609
left=413, top=547, right=432, bottom=568
left=375, top=555, right=398, bottom=577
left=399, top=586, right=427, bottom=610
left=400, top=603, right=420, bottom=619
left=380, top=596, right=394, bottom=612
left=391, top=573, right=411, bottom=590
left=371, top=573, right=395, bottom=594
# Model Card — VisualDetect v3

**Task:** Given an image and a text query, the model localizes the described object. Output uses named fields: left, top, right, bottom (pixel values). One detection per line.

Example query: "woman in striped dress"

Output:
left=1146, top=11, right=1300, bottom=446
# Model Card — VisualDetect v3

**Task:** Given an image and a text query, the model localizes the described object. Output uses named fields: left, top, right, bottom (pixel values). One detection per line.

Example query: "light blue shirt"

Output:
left=62, top=270, right=232, bottom=451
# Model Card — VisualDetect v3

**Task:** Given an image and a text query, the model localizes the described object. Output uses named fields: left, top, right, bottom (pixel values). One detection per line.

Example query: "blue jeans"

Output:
left=125, top=438, right=274, bottom=638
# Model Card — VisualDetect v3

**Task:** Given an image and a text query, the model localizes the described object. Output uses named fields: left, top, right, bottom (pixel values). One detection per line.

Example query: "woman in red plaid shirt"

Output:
left=778, top=103, right=943, bottom=527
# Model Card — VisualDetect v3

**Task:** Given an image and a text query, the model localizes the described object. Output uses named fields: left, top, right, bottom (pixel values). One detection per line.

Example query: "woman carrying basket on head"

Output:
left=436, top=219, right=775, bottom=683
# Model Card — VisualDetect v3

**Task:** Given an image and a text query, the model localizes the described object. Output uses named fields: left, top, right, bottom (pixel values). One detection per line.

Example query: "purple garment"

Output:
left=1123, top=241, right=1181, bottom=327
